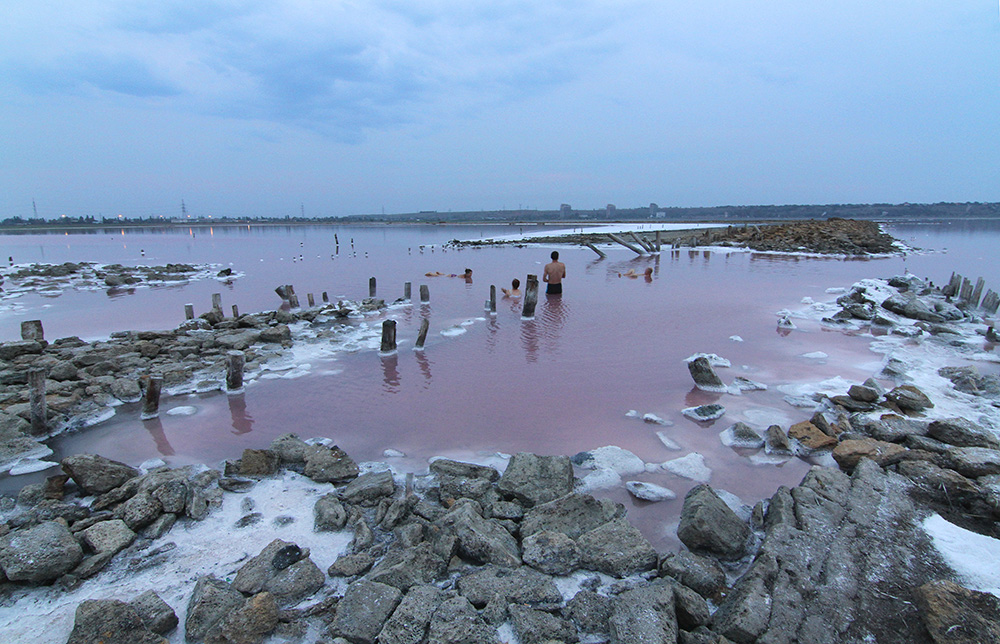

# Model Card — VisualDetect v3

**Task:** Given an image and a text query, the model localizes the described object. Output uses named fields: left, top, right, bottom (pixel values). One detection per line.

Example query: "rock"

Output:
left=764, top=425, right=792, bottom=455
left=788, top=420, right=837, bottom=450
left=110, top=378, right=142, bottom=403
left=0, top=340, right=44, bottom=360
left=847, top=384, right=880, bottom=402
left=152, top=479, right=189, bottom=513
left=314, top=493, right=349, bottom=531
left=130, top=590, right=179, bottom=635
left=881, top=293, right=945, bottom=322
left=914, top=579, right=1000, bottom=644
left=564, top=590, right=613, bottom=636
left=577, top=517, right=657, bottom=577
left=365, top=542, right=448, bottom=591
left=426, top=596, right=498, bottom=644
left=832, top=439, right=907, bottom=473
left=710, top=560, right=772, bottom=643
left=659, top=549, right=727, bottom=598
left=269, top=433, right=310, bottom=464
left=497, top=452, right=574, bottom=506
left=457, top=564, right=563, bottom=608
left=117, top=491, right=163, bottom=530
left=378, top=584, right=445, bottom=644
left=571, top=446, right=646, bottom=475
left=437, top=501, right=521, bottom=567
left=238, top=449, right=279, bottom=477
left=61, top=453, right=140, bottom=495
left=232, top=539, right=322, bottom=605
left=885, top=384, right=934, bottom=411
left=521, top=492, right=623, bottom=540
left=509, top=603, right=579, bottom=644
left=522, top=529, right=581, bottom=575
left=258, top=325, right=291, bottom=344
left=682, top=404, right=726, bottom=422
left=66, top=599, right=166, bottom=644
left=609, top=580, right=677, bottom=644
left=209, top=591, right=279, bottom=644
left=263, top=558, right=324, bottom=606
left=719, top=422, right=765, bottom=449
left=945, top=447, right=1000, bottom=478
left=928, top=418, right=1000, bottom=449
left=328, top=552, right=375, bottom=577
left=80, top=518, right=136, bottom=554
left=625, top=480, right=676, bottom=502
left=329, top=580, right=403, bottom=644
left=897, top=461, right=984, bottom=505
left=185, top=576, right=245, bottom=642
left=687, top=356, right=727, bottom=393
left=341, top=470, right=396, bottom=506
left=0, top=520, right=83, bottom=582
left=677, top=485, right=750, bottom=559
left=429, top=458, right=500, bottom=481
left=303, top=445, right=359, bottom=483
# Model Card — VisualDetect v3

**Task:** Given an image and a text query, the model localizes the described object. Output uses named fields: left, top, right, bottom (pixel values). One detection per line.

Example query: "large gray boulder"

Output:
left=66, top=599, right=166, bottom=644
left=0, top=520, right=83, bottom=583
left=314, top=492, right=348, bottom=531
left=928, top=417, right=1000, bottom=449
left=945, top=447, right=1000, bottom=478
left=329, top=580, right=403, bottom=644
left=429, top=458, right=500, bottom=481
left=426, top=596, right=499, bottom=644
left=437, top=501, right=521, bottom=567
left=914, top=579, right=1000, bottom=644
left=509, top=603, right=579, bottom=644
left=522, top=529, right=581, bottom=576
left=303, top=445, right=359, bottom=483
left=185, top=576, right=245, bottom=642
left=208, top=591, right=279, bottom=644
left=129, top=590, right=178, bottom=635
left=378, top=584, right=445, bottom=644
left=609, top=580, right=677, bottom=644
left=497, top=452, right=575, bottom=507
left=341, top=469, right=396, bottom=506
left=881, top=293, right=945, bottom=322
left=659, top=549, right=728, bottom=598
left=520, top=493, right=623, bottom=540
left=885, top=385, right=934, bottom=411
left=576, top=518, right=657, bottom=577
left=80, top=518, right=136, bottom=555
left=232, top=539, right=323, bottom=605
left=688, top=356, right=727, bottom=393
left=677, top=485, right=750, bottom=559
left=269, top=433, right=310, bottom=464
left=564, top=590, right=613, bottom=636
left=365, top=542, right=448, bottom=591
left=61, top=453, right=140, bottom=495
left=457, top=564, right=562, bottom=608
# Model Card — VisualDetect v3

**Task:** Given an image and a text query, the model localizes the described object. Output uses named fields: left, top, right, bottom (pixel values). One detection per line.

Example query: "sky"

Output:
left=1, top=1, right=998, bottom=219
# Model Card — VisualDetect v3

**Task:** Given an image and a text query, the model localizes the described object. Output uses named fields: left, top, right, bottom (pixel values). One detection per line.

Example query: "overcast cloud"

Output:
left=1, top=1, right=997, bottom=218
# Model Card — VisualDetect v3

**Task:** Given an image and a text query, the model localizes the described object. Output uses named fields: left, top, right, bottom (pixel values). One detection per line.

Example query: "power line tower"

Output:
left=32, top=199, right=38, bottom=219
left=181, top=200, right=188, bottom=218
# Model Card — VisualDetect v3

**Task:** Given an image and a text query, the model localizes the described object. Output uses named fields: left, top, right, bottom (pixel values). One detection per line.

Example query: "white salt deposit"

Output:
left=625, top=481, right=676, bottom=502
left=642, top=413, right=670, bottom=426
left=574, top=446, right=646, bottom=475
left=624, top=410, right=639, bottom=418
left=729, top=335, right=744, bottom=342
left=681, top=405, right=726, bottom=422
left=715, top=489, right=752, bottom=521
left=800, top=351, right=829, bottom=360
left=801, top=297, right=815, bottom=305
left=661, top=453, right=712, bottom=483
left=684, top=353, right=731, bottom=368
left=7, top=458, right=58, bottom=476
left=742, top=407, right=792, bottom=429
left=576, top=468, right=622, bottom=492
left=383, top=448, right=406, bottom=458
left=165, top=406, right=198, bottom=416
left=719, top=425, right=765, bottom=449
left=923, top=514, right=1000, bottom=597
left=440, top=325, right=468, bottom=337
left=825, top=287, right=847, bottom=294
left=655, top=431, right=682, bottom=451
left=0, top=471, right=353, bottom=643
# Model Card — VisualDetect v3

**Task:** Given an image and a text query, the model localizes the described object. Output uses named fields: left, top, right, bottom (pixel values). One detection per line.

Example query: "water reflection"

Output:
left=142, top=417, right=175, bottom=456
left=228, top=393, right=254, bottom=435
left=381, top=354, right=400, bottom=392
left=520, top=319, right=539, bottom=363
left=415, top=350, right=433, bottom=384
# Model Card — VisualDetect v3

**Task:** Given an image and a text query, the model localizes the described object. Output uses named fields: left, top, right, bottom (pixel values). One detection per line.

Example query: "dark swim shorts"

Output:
left=546, top=283, right=562, bottom=295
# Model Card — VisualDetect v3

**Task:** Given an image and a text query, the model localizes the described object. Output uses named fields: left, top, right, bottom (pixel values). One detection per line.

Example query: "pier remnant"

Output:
left=212, top=293, right=223, bottom=315
left=971, top=278, right=985, bottom=308
left=488, top=285, right=497, bottom=314
left=184, top=304, right=195, bottom=320
left=420, top=285, right=430, bottom=303
left=370, top=277, right=377, bottom=298
left=232, top=305, right=239, bottom=318
left=415, top=319, right=430, bottom=349
left=21, top=320, right=44, bottom=342
left=28, top=367, right=47, bottom=436
left=322, top=292, right=329, bottom=303
left=404, top=282, right=412, bottom=301
left=307, top=293, right=315, bottom=307
left=608, top=233, right=644, bottom=255
left=585, top=243, right=606, bottom=258
left=226, top=351, right=245, bottom=392
left=141, top=375, right=163, bottom=420
left=381, top=320, right=397, bottom=354
left=522, top=275, right=539, bottom=318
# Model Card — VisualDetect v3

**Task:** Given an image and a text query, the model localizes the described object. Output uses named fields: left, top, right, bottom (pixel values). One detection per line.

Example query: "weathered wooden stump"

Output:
left=21, top=320, right=44, bottom=342
left=415, top=318, right=430, bottom=349
left=184, top=304, right=195, bottom=320
left=212, top=293, right=223, bottom=314
left=404, top=282, right=412, bottom=301
left=489, top=285, right=497, bottom=314
left=322, top=291, right=329, bottom=303
left=307, top=293, right=315, bottom=307
left=141, top=375, right=163, bottom=420
left=419, top=284, right=430, bottom=303
left=226, top=351, right=245, bottom=392
left=381, top=320, right=397, bottom=353
left=369, top=277, right=377, bottom=298
left=28, top=367, right=47, bottom=436
left=522, top=275, right=539, bottom=318
left=232, top=304, right=240, bottom=318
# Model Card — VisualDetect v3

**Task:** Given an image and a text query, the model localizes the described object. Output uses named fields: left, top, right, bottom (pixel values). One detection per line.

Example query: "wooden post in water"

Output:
left=629, top=231, right=654, bottom=253
left=380, top=320, right=397, bottom=353
left=404, top=282, right=412, bottom=301
left=21, top=320, right=44, bottom=342
left=226, top=351, right=245, bottom=392
left=369, top=277, right=377, bottom=298
left=522, top=275, right=539, bottom=318
left=212, top=293, right=223, bottom=314
left=960, top=277, right=973, bottom=302
left=419, top=285, right=430, bottom=303
left=971, top=278, right=985, bottom=308
left=141, top=375, right=163, bottom=420
left=28, top=367, right=47, bottom=436
left=982, top=290, right=1000, bottom=314
left=489, top=285, right=497, bottom=314
left=322, top=291, right=329, bottom=303
left=184, top=304, right=194, bottom=320
left=584, top=243, right=606, bottom=258
left=287, top=285, right=299, bottom=308
left=608, top=233, right=644, bottom=255
left=415, top=318, right=430, bottom=349
left=232, top=304, right=239, bottom=318
left=307, top=293, right=315, bottom=307
left=655, top=231, right=662, bottom=252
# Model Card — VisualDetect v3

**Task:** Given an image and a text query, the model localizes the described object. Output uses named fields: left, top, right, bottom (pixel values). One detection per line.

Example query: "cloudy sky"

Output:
left=1, top=1, right=997, bottom=218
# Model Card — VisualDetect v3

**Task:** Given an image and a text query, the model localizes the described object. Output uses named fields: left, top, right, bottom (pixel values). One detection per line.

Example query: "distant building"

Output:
left=648, top=203, right=659, bottom=217
left=560, top=203, right=572, bottom=218
left=606, top=204, right=616, bottom=217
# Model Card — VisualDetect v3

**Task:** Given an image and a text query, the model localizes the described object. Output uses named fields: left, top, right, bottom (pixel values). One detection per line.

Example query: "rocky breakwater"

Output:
left=0, top=296, right=388, bottom=474
left=0, top=262, right=234, bottom=297
left=709, top=218, right=900, bottom=255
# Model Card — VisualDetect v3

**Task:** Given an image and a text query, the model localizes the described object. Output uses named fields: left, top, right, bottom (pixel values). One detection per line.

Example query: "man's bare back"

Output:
left=543, top=251, right=566, bottom=294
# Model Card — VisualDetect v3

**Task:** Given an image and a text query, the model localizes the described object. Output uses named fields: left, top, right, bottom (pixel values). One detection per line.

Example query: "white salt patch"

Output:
left=140, top=458, right=168, bottom=472
left=681, top=405, right=726, bottom=422
left=749, top=452, right=792, bottom=466
left=662, top=453, right=712, bottom=483
left=552, top=569, right=617, bottom=602
left=719, top=426, right=764, bottom=449
left=625, top=410, right=639, bottom=418
left=497, top=623, right=518, bottom=644
left=716, top=489, right=752, bottom=521
left=575, top=446, right=646, bottom=475
left=576, top=468, right=622, bottom=492
left=305, top=437, right=334, bottom=446
left=801, top=296, right=815, bottom=304
left=7, top=458, right=58, bottom=475
left=742, top=407, right=792, bottom=429
left=0, top=471, right=352, bottom=644
left=642, top=413, right=671, bottom=426
left=460, top=319, right=476, bottom=326
left=656, top=431, right=682, bottom=451
left=801, top=351, right=828, bottom=360
left=625, top=481, right=676, bottom=502
left=923, top=514, right=1000, bottom=596
left=684, top=353, right=731, bottom=367
left=166, top=406, right=198, bottom=416
left=383, top=449, right=406, bottom=458
left=440, top=325, right=467, bottom=337
left=729, top=335, right=744, bottom=342
left=825, top=287, right=847, bottom=294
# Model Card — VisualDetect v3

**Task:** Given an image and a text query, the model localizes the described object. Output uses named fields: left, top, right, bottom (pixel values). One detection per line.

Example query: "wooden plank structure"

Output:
left=380, top=320, right=397, bottom=354
left=415, top=318, right=430, bottom=349
left=521, top=274, right=540, bottom=318
left=607, top=233, right=644, bottom=255
left=226, top=351, right=245, bottom=392
left=28, top=367, right=47, bottom=436
left=184, top=304, right=194, bottom=320
left=584, top=243, right=606, bottom=258
left=141, top=375, right=163, bottom=420
left=420, top=284, right=430, bottom=303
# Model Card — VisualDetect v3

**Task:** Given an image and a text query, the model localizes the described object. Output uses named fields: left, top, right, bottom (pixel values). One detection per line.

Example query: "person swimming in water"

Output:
left=501, top=278, right=521, bottom=297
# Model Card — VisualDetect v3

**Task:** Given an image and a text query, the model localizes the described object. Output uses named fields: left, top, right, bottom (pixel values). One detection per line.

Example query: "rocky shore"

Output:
left=0, top=271, right=999, bottom=642
left=0, top=262, right=235, bottom=298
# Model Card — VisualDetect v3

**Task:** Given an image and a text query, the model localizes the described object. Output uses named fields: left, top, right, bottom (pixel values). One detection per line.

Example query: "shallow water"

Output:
left=2, top=219, right=999, bottom=550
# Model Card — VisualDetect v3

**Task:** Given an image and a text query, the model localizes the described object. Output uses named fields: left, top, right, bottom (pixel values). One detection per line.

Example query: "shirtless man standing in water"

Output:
left=543, top=251, right=566, bottom=295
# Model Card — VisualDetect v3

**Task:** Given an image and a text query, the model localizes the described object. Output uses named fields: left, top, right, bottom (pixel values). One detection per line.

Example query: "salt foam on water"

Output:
left=661, top=452, right=712, bottom=483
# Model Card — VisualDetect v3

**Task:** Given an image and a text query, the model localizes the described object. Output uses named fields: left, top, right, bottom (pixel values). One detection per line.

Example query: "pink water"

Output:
left=2, top=220, right=997, bottom=549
